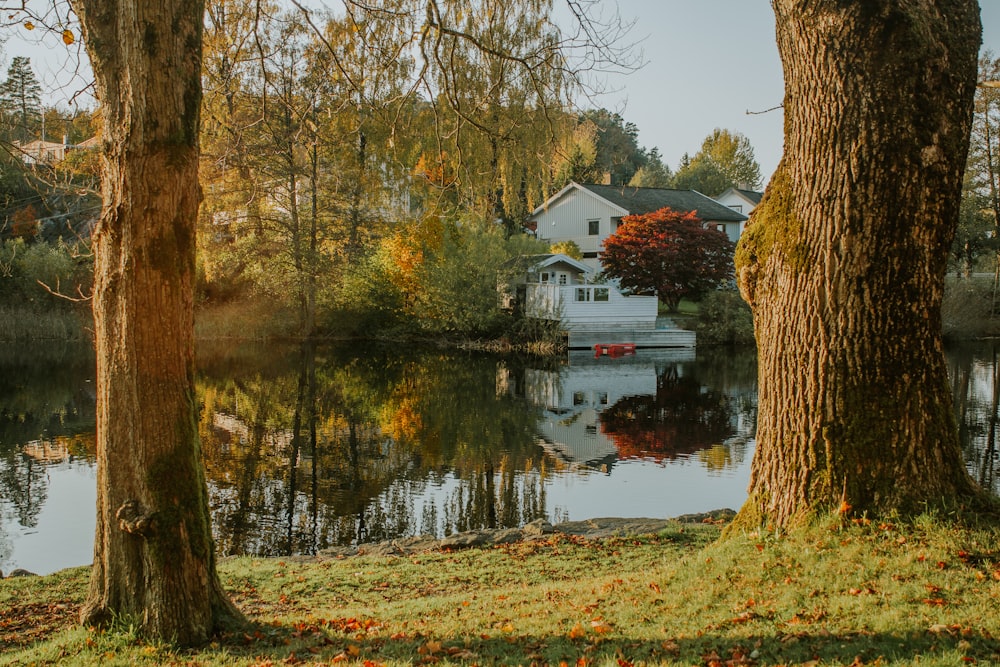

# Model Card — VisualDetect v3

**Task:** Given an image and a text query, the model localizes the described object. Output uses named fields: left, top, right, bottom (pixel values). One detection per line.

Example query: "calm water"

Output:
left=1, top=340, right=996, bottom=575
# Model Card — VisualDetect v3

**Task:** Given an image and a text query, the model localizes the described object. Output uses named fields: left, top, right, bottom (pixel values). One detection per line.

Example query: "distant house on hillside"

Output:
left=14, top=136, right=99, bottom=166
left=526, top=181, right=748, bottom=271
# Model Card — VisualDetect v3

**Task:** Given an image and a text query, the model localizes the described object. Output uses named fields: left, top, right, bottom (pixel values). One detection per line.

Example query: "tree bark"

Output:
left=72, top=0, right=243, bottom=643
left=735, top=0, right=985, bottom=529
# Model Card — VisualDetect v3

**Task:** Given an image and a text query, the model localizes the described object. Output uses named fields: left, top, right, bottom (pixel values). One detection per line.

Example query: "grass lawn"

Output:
left=2, top=514, right=999, bottom=666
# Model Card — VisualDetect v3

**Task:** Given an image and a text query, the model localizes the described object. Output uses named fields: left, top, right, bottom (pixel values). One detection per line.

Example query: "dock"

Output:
left=566, top=326, right=696, bottom=350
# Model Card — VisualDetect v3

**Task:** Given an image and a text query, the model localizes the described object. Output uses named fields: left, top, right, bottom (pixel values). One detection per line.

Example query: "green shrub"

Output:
left=942, top=275, right=1000, bottom=340
left=693, top=289, right=755, bottom=345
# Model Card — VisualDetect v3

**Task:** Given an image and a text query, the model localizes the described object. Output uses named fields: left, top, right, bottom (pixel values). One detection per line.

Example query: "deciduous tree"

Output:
left=672, top=129, right=762, bottom=196
left=601, top=207, right=734, bottom=311
left=734, top=0, right=984, bottom=529
left=71, top=0, right=243, bottom=643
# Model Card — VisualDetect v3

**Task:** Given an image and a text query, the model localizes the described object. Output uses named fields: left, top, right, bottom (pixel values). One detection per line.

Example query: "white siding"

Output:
left=532, top=188, right=626, bottom=269
left=523, top=284, right=657, bottom=330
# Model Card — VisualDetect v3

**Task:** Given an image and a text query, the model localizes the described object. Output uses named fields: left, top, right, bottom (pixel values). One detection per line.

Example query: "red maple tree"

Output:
left=600, top=207, right=734, bottom=311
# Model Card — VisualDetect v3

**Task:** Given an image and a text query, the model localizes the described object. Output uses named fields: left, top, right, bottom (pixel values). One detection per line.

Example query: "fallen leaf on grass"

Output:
left=590, top=619, right=612, bottom=634
left=417, top=640, right=442, bottom=655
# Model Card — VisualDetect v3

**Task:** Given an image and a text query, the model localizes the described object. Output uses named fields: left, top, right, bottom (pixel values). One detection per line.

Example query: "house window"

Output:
left=575, top=288, right=591, bottom=302
left=573, top=391, right=586, bottom=406
left=587, top=219, right=600, bottom=235
left=558, top=274, right=568, bottom=285
left=728, top=204, right=743, bottom=213
left=594, top=288, right=609, bottom=302
left=611, top=216, right=623, bottom=231
left=540, top=272, right=552, bottom=283
left=582, top=252, right=598, bottom=259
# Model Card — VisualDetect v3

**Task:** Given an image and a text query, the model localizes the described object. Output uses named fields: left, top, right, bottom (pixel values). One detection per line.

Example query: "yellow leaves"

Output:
left=567, top=618, right=613, bottom=640
left=23, top=21, right=34, bottom=30
left=62, top=29, right=74, bottom=45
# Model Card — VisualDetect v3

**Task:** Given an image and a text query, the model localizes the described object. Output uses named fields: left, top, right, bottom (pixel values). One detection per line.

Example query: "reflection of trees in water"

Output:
left=948, top=343, right=1000, bottom=494
left=600, top=365, right=740, bottom=463
left=198, top=343, right=546, bottom=557
left=0, top=343, right=96, bottom=569
left=442, top=456, right=547, bottom=535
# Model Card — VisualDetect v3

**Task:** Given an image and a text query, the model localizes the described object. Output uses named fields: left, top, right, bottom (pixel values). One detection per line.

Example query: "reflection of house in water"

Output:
left=505, top=349, right=709, bottom=471
left=211, top=412, right=296, bottom=455
left=22, top=439, right=70, bottom=463
left=21, top=436, right=95, bottom=463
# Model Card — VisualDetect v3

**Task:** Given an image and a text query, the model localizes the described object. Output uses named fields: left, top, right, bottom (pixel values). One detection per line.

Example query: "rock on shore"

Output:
left=314, top=510, right=736, bottom=559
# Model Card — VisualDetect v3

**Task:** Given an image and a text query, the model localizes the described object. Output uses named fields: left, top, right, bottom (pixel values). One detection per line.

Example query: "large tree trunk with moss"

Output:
left=72, top=0, right=243, bottom=644
left=735, top=0, right=984, bottom=529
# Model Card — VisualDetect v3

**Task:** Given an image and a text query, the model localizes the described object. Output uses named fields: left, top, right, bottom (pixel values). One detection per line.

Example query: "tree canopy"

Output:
left=600, top=206, right=734, bottom=311
left=672, top=128, right=763, bottom=196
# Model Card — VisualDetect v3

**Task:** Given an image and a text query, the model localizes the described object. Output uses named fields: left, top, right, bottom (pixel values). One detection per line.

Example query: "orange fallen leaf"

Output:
left=590, top=619, right=612, bottom=634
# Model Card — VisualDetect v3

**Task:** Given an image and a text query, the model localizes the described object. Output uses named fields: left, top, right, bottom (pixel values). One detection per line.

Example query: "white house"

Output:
left=503, top=253, right=695, bottom=348
left=504, top=253, right=659, bottom=332
left=714, top=187, right=763, bottom=239
left=526, top=181, right=749, bottom=271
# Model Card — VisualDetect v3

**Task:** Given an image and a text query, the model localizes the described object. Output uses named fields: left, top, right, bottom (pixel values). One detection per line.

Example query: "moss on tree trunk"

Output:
left=73, top=0, right=243, bottom=644
left=734, top=0, right=988, bottom=530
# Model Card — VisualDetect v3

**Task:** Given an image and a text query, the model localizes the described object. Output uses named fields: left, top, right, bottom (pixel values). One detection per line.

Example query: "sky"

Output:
left=593, top=0, right=1000, bottom=182
left=3, top=1, right=999, bottom=183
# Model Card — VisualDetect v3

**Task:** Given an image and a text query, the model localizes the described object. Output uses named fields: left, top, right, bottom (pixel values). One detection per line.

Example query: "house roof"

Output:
left=717, top=186, right=763, bottom=207
left=576, top=183, right=748, bottom=223
left=504, top=253, right=594, bottom=275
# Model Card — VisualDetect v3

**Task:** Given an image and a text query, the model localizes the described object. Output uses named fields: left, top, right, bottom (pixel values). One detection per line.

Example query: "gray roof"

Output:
left=577, top=183, right=748, bottom=223
left=501, top=253, right=592, bottom=275
left=734, top=188, right=763, bottom=205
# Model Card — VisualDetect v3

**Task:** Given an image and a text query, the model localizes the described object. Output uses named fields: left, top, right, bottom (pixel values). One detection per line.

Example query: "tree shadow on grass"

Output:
left=209, top=623, right=1000, bottom=666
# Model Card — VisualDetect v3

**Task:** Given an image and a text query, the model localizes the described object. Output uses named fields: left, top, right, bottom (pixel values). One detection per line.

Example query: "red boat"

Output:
left=593, top=343, right=637, bottom=358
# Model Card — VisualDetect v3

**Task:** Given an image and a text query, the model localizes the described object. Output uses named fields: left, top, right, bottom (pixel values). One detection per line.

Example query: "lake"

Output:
left=1, top=340, right=996, bottom=575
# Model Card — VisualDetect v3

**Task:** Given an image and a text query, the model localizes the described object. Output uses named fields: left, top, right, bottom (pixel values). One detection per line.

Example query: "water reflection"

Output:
left=198, top=342, right=552, bottom=557
left=948, top=344, right=1000, bottom=494
left=11, top=339, right=998, bottom=574
left=0, top=342, right=96, bottom=572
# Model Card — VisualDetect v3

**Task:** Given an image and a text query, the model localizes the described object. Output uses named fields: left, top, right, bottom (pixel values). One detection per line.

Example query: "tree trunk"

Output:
left=735, top=0, right=984, bottom=529
left=72, top=0, right=243, bottom=643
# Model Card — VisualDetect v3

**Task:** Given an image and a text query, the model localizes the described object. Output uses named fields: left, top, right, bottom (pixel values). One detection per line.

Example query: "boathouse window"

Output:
left=594, top=288, right=609, bottom=302
left=587, top=219, right=600, bottom=235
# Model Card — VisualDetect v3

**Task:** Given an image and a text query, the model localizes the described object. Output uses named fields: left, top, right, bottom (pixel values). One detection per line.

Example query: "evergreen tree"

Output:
left=0, top=57, right=43, bottom=143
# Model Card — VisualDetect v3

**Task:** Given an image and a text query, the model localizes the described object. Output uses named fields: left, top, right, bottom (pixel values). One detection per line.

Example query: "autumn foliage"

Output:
left=600, top=207, right=734, bottom=311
